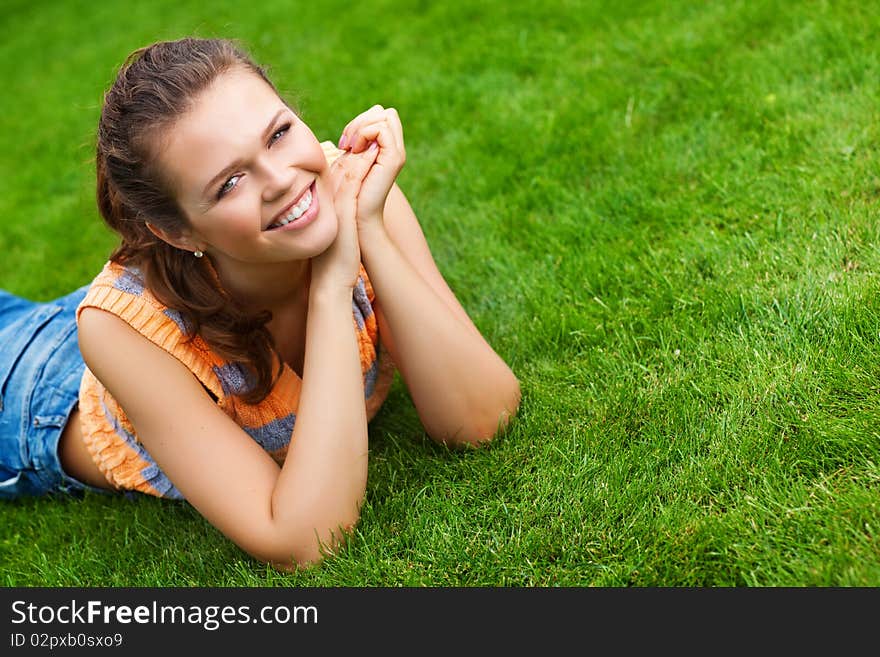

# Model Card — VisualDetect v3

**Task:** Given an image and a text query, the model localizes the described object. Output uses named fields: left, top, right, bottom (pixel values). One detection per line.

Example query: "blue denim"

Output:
left=0, top=286, right=114, bottom=499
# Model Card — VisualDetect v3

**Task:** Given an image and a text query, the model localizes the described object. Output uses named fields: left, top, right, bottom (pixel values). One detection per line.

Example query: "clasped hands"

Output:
left=312, top=106, right=405, bottom=292
left=332, top=104, right=405, bottom=231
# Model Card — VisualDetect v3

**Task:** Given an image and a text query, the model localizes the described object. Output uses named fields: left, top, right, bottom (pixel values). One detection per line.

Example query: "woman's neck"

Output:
left=209, top=257, right=310, bottom=314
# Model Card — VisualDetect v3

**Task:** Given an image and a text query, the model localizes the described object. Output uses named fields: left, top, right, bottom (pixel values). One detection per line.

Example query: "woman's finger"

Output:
left=338, top=104, right=386, bottom=150
left=328, top=153, right=350, bottom=197
left=380, top=107, right=404, bottom=153
left=349, top=121, right=405, bottom=172
left=330, top=147, right=380, bottom=200
left=349, top=117, right=402, bottom=156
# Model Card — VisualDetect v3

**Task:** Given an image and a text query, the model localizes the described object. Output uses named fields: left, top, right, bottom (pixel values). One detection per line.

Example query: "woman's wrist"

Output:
left=357, top=216, right=391, bottom=256
left=308, top=280, right=355, bottom=307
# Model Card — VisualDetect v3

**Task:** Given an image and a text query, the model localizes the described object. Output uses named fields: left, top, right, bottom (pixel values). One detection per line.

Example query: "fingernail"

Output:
left=338, top=134, right=348, bottom=150
left=368, top=141, right=378, bottom=151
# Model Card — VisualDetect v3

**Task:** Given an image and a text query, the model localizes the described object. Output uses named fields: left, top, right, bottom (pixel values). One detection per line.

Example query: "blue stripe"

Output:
left=113, top=268, right=145, bottom=296
left=213, top=363, right=254, bottom=396
left=162, top=308, right=188, bottom=333
left=242, top=412, right=297, bottom=453
left=352, top=277, right=373, bottom=330
left=364, top=358, right=379, bottom=398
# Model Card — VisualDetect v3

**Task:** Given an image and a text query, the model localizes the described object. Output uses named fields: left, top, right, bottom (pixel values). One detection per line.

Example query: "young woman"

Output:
left=0, top=38, right=520, bottom=570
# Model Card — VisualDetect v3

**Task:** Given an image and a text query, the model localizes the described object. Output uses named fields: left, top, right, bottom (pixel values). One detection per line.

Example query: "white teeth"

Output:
left=268, top=188, right=313, bottom=229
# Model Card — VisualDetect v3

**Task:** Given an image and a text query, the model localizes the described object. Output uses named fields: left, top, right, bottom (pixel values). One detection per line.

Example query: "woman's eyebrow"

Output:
left=201, top=108, right=288, bottom=198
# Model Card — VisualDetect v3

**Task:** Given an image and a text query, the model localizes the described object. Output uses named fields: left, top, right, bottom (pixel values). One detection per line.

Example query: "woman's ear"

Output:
left=145, top=222, right=203, bottom=255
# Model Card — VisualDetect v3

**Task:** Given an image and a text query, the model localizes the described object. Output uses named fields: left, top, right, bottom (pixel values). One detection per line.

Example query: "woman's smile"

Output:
left=265, top=180, right=319, bottom=231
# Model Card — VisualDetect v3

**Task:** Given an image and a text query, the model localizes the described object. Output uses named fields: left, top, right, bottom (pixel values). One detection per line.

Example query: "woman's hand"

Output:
left=337, top=105, right=406, bottom=233
left=310, top=145, right=379, bottom=292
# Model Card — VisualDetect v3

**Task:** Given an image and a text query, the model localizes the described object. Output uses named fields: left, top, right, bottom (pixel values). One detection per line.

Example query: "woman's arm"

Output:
left=338, top=105, right=520, bottom=446
left=359, top=187, right=521, bottom=446
left=78, top=288, right=366, bottom=570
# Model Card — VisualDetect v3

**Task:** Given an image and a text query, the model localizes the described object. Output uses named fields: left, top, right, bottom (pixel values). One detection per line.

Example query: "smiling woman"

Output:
left=0, top=37, right=520, bottom=570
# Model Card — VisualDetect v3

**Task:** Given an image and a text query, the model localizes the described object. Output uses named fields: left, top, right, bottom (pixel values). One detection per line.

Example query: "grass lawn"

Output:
left=1, top=0, right=878, bottom=586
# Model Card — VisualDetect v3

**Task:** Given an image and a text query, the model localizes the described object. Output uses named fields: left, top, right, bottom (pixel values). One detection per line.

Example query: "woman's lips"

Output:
left=266, top=180, right=319, bottom=232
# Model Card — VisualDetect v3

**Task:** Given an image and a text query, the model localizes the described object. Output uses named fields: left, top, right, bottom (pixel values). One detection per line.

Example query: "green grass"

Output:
left=2, top=0, right=879, bottom=586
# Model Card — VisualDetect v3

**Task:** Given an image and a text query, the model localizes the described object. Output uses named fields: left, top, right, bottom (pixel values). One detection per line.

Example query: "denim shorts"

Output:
left=0, top=286, right=114, bottom=499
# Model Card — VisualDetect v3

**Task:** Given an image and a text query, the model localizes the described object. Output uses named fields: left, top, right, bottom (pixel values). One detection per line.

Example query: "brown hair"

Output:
left=96, top=37, right=281, bottom=403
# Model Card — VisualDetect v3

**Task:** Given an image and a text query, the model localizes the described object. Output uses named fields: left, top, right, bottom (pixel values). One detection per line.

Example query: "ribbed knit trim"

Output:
left=78, top=369, right=161, bottom=495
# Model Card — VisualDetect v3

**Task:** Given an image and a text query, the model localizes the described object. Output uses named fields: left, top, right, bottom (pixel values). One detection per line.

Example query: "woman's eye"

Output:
left=218, top=174, right=241, bottom=198
left=215, top=121, right=292, bottom=200
left=270, top=123, right=291, bottom=145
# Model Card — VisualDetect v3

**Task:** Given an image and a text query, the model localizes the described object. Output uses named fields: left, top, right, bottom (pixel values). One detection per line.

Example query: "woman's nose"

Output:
left=260, top=158, right=295, bottom=203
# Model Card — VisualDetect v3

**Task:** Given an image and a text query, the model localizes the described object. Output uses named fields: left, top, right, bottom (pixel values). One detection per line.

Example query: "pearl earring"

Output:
left=193, top=250, right=204, bottom=258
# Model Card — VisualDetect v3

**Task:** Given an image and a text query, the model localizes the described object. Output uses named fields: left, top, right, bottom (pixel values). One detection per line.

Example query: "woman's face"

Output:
left=154, top=67, right=337, bottom=267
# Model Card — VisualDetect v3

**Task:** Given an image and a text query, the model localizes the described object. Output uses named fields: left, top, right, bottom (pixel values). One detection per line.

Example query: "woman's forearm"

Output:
left=270, top=285, right=368, bottom=556
left=359, top=224, right=520, bottom=445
